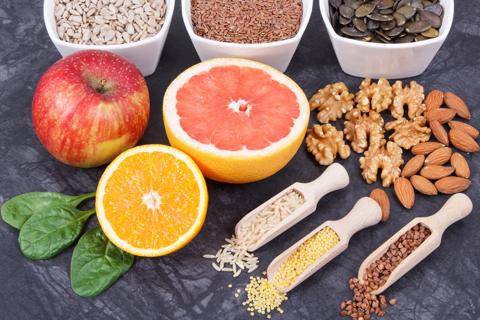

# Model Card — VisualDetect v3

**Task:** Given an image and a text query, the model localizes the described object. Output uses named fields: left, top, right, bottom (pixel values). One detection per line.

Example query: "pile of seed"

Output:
left=54, top=0, right=167, bottom=45
left=243, top=276, right=287, bottom=318
left=272, top=226, right=340, bottom=290
left=191, top=0, right=303, bottom=44
left=328, top=0, right=444, bottom=43
left=203, top=191, right=305, bottom=277
left=340, top=223, right=431, bottom=319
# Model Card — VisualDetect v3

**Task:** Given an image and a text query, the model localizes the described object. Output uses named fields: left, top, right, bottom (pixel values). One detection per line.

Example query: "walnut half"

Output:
left=385, top=116, right=431, bottom=150
left=355, top=78, right=393, bottom=113
left=309, top=82, right=354, bottom=123
left=359, top=141, right=404, bottom=187
left=306, top=124, right=351, bottom=165
left=344, top=108, right=385, bottom=153
left=391, top=80, right=426, bottom=119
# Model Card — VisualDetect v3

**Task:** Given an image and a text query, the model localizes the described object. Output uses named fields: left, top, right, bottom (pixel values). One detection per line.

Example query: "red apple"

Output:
left=32, top=50, right=150, bottom=167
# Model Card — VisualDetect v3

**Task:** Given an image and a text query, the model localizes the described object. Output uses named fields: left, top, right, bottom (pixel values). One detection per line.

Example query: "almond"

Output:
left=425, top=90, right=443, bottom=112
left=450, top=152, right=470, bottom=178
left=448, top=121, right=479, bottom=139
left=424, top=147, right=452, bottom=165
left=401, top=155, right=424, bottom=177
left=425, top=108, right=456, bottom=124
left=429, top=120, right=449, bottom=145
left=411, top=142, right=444, bottom=155
left=394, top=177, right=415, bottom=209
left=444, top=92, right=471, bottom=120
left=370, top=188, right=390, bottom=222
left=410, top=175, right=438, bottom=196
left=449, top=128, right=480, bottom=153
left=420, top=165, right=455, bottom=180
left=435, top=176, right=471, bottom=194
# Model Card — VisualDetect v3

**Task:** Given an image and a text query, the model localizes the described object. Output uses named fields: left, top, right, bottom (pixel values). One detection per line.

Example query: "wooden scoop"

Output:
left=358, top=193, right=473, bottom=295
left=234, top=163, right=349, bottom=252
left=266, top=197, right=382, bottom=293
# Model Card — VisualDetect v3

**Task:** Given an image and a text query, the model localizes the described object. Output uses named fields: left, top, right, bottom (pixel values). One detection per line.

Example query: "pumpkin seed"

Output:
left=353, top=17, right=368, bottom=32
left=393, top=12, right=407, bottom=25
left=329, top=0, right=343, bottom=9
left=377, top=0, right=394, bottom=10
left=344, top=0, right=363, bottom=10
left=387, top=26, right=404, bottom=37
left=367, top=19, right=380, bottom=29
left=410, top=0, right=424, bottom=9
left=396, top=6, right=416, bottom=19
left=415, top=34, right=427, bottom=41
left=339, top=15, right=352, bottom=25
left=356, top=3, right=377, bottom=18
left=379, top=9, right=394, bottom=14
left=341, top=26, right=368, bottom=37
left=406, top=20, right=431, bottom=33
left=394, top=34, right=415, bottom=42
left=424, top=3, right=443, bottom=16
left=368, top=13, right=394, bottom=21
left=421, top=27, right=439, bottom=38
left=419, top=10, right=442, bottom=28
left=381, top=20, right=396, bottom=30
left=340, top=4, right=355, bottom=18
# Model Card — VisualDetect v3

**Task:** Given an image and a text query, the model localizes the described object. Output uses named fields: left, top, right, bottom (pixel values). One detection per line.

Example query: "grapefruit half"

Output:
left=163, top=58, right=309, bottom=183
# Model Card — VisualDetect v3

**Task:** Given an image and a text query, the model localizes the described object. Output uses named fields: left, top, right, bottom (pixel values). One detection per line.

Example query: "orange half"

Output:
left=96, top=144, right=208, bottom=257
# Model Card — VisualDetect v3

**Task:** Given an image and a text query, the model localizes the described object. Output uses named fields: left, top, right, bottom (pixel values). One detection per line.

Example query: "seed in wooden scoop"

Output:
left=435, top=177, right=471, bottom=194
left=444, top=92, right=471, bottom=120
left=420, top=165, right=455, bottom=180
left=425, top=147, right=452, bottom=166
left=394, top=177, right=415, bottom=209
left=406, top=20, right=431, bottom=34
left=450, top=152, right=470, bottom=179
left=370, top=188, right=390, bottom=222
left=401, top=154, right=425, bottom=177
left=448, top=121, right=479, bottom=139
left=410, top=175, right=438, bottom=196
left=411, top=141, right=444, bottom=155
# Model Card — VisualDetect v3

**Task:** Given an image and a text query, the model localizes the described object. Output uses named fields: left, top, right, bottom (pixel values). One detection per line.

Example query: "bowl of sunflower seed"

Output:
left=320, top=0, right=453, bottom=79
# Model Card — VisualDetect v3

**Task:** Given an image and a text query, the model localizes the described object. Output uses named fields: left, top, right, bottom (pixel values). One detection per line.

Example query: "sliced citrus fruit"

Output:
left=163, top=58, right=310, bottom=183
left=96, top=144, right=208, bottom=257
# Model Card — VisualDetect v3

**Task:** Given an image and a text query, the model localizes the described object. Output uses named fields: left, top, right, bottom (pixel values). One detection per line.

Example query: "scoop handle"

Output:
left=300, top=163, right=349, bottom=203
left=332, top=197, right=382, bottom=239
left=424, top=193, right=472, bottom=234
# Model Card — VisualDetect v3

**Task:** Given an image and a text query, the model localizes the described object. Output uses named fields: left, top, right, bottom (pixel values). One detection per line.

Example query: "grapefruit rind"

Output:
left=163, top=58, right=309, bottom=183
left=95, top=144, right=208, bottom=257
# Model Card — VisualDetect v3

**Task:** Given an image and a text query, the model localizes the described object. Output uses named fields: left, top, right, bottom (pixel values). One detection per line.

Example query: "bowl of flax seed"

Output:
left=182, top=0, right=313, bottom=72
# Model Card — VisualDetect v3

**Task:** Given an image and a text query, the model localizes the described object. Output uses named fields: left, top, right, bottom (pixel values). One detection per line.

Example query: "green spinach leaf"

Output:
left=71, top=227, right=134, bottom=297
left=1, top=192, right=95, bottom=229
left=19, top=207, right=95, bottom=260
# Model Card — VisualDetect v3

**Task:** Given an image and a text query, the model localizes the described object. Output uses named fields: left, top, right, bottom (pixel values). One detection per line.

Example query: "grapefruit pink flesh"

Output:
left=175, top=66, right=300, bottom=151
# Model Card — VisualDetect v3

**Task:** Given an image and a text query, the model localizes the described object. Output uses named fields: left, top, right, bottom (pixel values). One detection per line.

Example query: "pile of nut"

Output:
left=306, top=79, right=477, bottom=208
left=328, top=0, right=444, bottom=43
left=340, top=223, right=431, bottom=319
left=54, top=0, right=167, bottom=45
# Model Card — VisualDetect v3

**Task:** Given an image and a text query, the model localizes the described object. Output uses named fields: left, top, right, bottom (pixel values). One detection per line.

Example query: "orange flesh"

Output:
left=102, top=151, right=201, bottom=249
left=175, top=66, right=300, bottom=151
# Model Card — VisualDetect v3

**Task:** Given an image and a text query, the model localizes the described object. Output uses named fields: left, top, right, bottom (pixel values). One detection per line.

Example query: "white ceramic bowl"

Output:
left=319, top=0, right=454, bottom=79
left=43, top=0, right=175, bottom=76
left=181, top=0, right=313, bottom=72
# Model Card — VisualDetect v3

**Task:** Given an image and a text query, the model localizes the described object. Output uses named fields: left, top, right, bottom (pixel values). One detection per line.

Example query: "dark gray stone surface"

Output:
left=0, top=1, right=479, bottom=319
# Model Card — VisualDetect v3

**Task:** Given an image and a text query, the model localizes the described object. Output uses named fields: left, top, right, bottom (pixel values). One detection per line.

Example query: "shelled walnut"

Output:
left=355, top=78, right=393, bottom=113
left=391, top=81, right=426, bottom=119
left=344, top=108, right=384, bottom=153
left=385, top=116, right=431, bottom=150
left=306, top=124, right=351, bottom=165
left=309, top=82, right=354, bottom=123
left=360, top=141, right=404, bottom=187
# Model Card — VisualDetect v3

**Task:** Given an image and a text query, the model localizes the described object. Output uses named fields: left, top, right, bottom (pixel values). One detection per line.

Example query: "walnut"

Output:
left=306, top=124, right=351, bottom=165
left=360, top=141, right=404, bottom=187
left=391, top=80, right=426, bottom=119
left=355, top=78, right=393, bottom=113
left=385, top=116, right=431, bottom=150
left=309, top=82, right=354, bottom=123
left=344, top=108, right=385, bottom=153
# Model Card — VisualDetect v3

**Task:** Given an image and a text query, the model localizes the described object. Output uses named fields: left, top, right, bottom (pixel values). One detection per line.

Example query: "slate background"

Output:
left=0, top=0, right=479, bottom=319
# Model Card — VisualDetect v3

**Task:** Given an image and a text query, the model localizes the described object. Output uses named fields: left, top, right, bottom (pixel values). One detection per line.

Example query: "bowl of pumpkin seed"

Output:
left=319, top=0, right=453, bottom=79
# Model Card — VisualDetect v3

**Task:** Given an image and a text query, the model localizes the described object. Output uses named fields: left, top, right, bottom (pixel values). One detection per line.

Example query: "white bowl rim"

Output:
left=319, top=0, right=454, bottom=49
left=43, top=0, right=175, bottom=50
left=181, top=0, right=314, bottom=49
